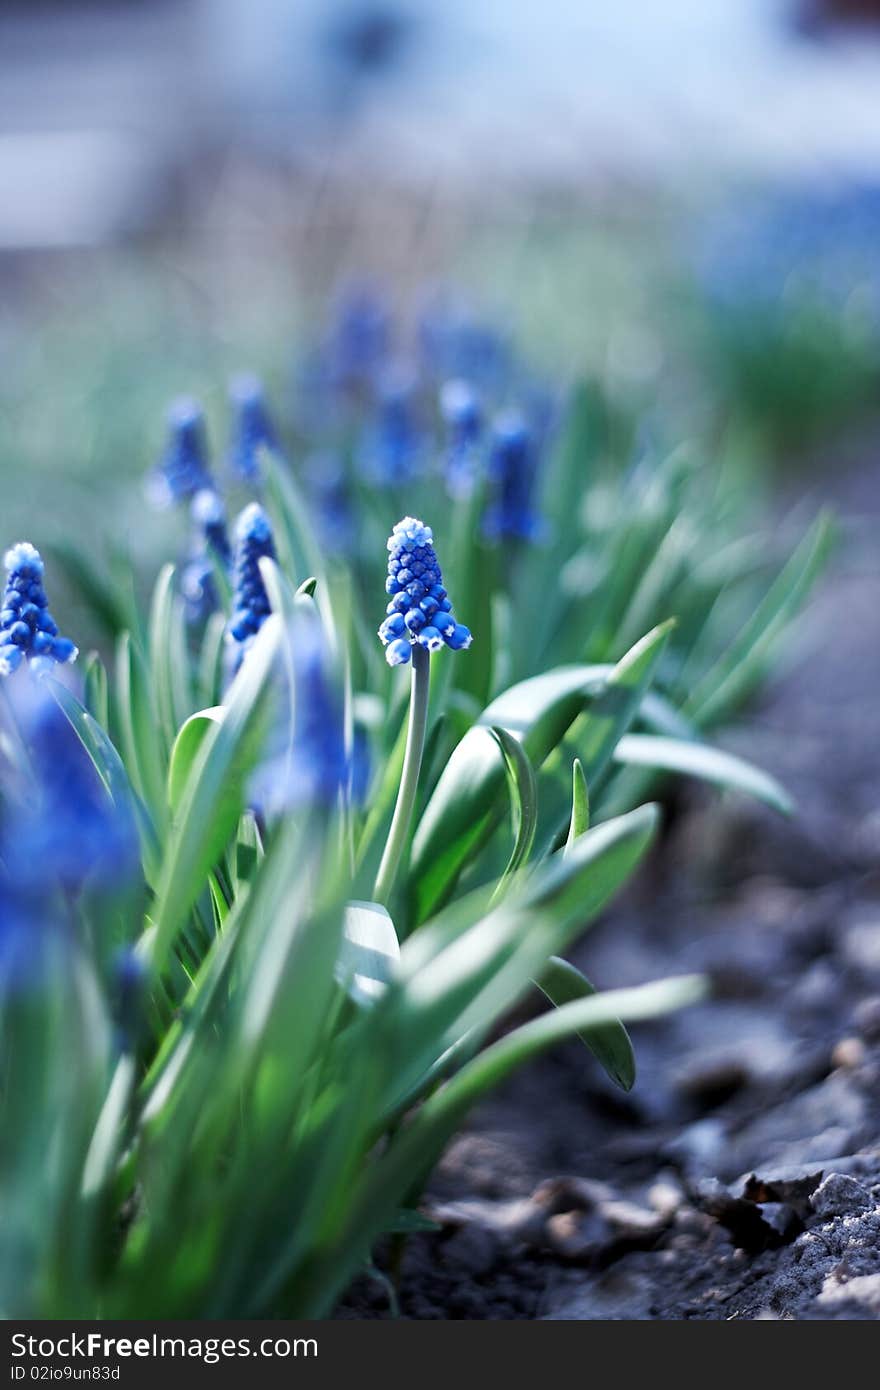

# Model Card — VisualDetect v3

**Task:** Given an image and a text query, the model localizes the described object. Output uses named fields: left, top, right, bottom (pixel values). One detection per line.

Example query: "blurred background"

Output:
left=4, top=0, right=880, bottom=558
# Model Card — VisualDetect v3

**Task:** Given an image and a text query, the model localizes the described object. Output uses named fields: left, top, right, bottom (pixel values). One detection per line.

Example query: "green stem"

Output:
left=373, top=643, right=431, bottom=905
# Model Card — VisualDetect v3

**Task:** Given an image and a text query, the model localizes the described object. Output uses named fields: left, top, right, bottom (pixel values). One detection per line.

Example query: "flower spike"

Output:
left=378, top=517, right=471, bottom=665
left=147, top=396, right=213, bottom=507
left=0, top=543, right=77, bottom=676
left=228, top=374, right=280, bottom=483
left=226, top=503, right=276, bottom=671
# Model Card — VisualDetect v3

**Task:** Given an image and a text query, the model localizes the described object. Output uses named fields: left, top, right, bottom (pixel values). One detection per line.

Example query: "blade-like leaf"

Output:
left=535, top=955, right=634, bottom=1090
left=489, top=725, right=538, bottom=898
left=564, top=758, right=590, bottom=852
left=410, top=624, right=672, bottom=921
left=338, top=900, right=401, bottom=1006
left=613, top=732, right=793, bottom=816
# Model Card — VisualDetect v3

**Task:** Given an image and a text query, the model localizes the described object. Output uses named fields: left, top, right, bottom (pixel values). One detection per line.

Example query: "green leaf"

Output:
left=83, top=652, right=109, bottom=730
left=148, top=564, right=181, bottom=751
left=410, top=625, right=672, bottom=921
left=150, top=616, right=281, bottom=974
left=47, top=539, right=132, bottom=637
left=115, top=631, right=166, bottom=824
left=306, top=974, right=705, bottom=1315
left=384, top=804, right=659, bottom=1112
left=489, top=725, right=538, bottom=898
left=535, top=956, right=635, bottom=1090
left=685, top=511, right=833, bottom=727
left=613, top=732, right=793, bottom=816
left=167, top=707, right=224, bottom=813
left=565, top=758, right=590, bottom=852
left=338, top=901, right=401, bottom=1006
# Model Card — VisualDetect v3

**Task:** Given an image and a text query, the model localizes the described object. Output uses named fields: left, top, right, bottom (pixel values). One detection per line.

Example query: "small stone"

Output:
left=842, top=920, right=880, bottom=980
left=810, top=1172, right=874, bottom=1220
left=831, top=1036, right=866, bottom=1070
left=853, top=994, right=880, bottom=1042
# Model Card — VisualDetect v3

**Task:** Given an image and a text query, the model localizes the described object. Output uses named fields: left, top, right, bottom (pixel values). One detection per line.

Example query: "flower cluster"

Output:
left=440, top=378, right=482, bottom=498
left=0, top=544, right=77, bottom=676
left=484, top=412, right=541, bottom=541
left=228, top=374, right=280, bottom=483
left=360, top=372, right=424, bottom=485
left=148, top=397, right=213, bottom=507
left=181, top=489, right=233, bottom=624
left=250, top=613, right=351, bottom=815
left=378, top=517, right=471, bottom=666
left=227, top=503, right=276, bottom=671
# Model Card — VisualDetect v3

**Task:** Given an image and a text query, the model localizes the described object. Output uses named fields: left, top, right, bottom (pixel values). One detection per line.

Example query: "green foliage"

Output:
left=0, top=365, right=828, bottom=1321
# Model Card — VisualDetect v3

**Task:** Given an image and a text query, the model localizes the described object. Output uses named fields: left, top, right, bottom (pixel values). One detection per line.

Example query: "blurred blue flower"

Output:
left=228, top=374, right=280, bottom=483
left=147, top=397, right=213, bottom=507
left=359, top=369, right=424, bottom=485
left=181, top=488, right=233, bottom=624
left=249, top=614, right=352, bottom=815
left=325, top=284, right=391, bottom=393
left=440, top=378, right=483, bottom=498
left=0, top=543, right=78, bottom=677
left=418, top=296, right=511, bottom=394
left=192, top=488, right=232, bottom=569
left=2, top=678, right=138, bottom=896
left=305, top=451, right=355, bottom=552
left=227, top=503, right=276, bottom=671
left=697, top=184, right=880, bottom=329
left=483, top=412, right=542, bottom=542
left=112, top=944, right=149, bottom=1053
left=378, top=516, right=471, bottom=665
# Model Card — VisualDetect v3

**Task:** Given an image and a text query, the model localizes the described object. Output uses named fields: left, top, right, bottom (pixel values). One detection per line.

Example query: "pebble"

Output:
left=810, top=1172, right=874, bottom=1220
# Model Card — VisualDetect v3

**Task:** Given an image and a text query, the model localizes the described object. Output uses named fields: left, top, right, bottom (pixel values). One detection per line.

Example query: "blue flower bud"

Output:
left=484, top=410, right=542, bottom=541
left=380, top=517, right=471, bottom=664
left=226, top=504, right=276, bottom=672
left=446, top=623, right=473, bottom=651
left=228, top=374, right=280, bottom=483
left=0, top=544, right=77, bottom=676
left=417, top=626, right=444, bottom=652
left=147, top=396, right=213, bottom=507
left=385, top=636, right=412, bottom=667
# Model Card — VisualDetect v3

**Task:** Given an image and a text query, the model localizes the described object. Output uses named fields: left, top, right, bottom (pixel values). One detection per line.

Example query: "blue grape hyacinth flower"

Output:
left=182, top=490, right=232, bottom=624
left=0, top=543, right=77, bottom=677
left=250, top=613, right=351, bottom=815
left=360, top=371, right=424, bottom=486
left=378, top=517, right=472, bottom=666
left=227, top=503, right=276, bottom=671
left=147, top=396, right=213, bottom=507
left=484, top=411, right=542, bottom=541
left=228, top=374, right=280, bottom=483
left=440, top=378, right=482, bottom=499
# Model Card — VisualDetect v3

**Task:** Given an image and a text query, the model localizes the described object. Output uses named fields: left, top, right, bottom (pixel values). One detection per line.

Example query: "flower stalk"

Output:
left=373, top=640, right=430, bottom=905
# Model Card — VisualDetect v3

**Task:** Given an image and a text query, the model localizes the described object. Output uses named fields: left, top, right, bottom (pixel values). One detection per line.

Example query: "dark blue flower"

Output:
left=378, top=517, right=472, bottom=666
left=483, top=412, right=542, bottom=542
left=0, top=543, right=77, bottom=677
left=228, top=374, right=280, bottom=483
left=226, top=503, right=276, bottom=671
left=147, top=397, right=213, bottom=507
